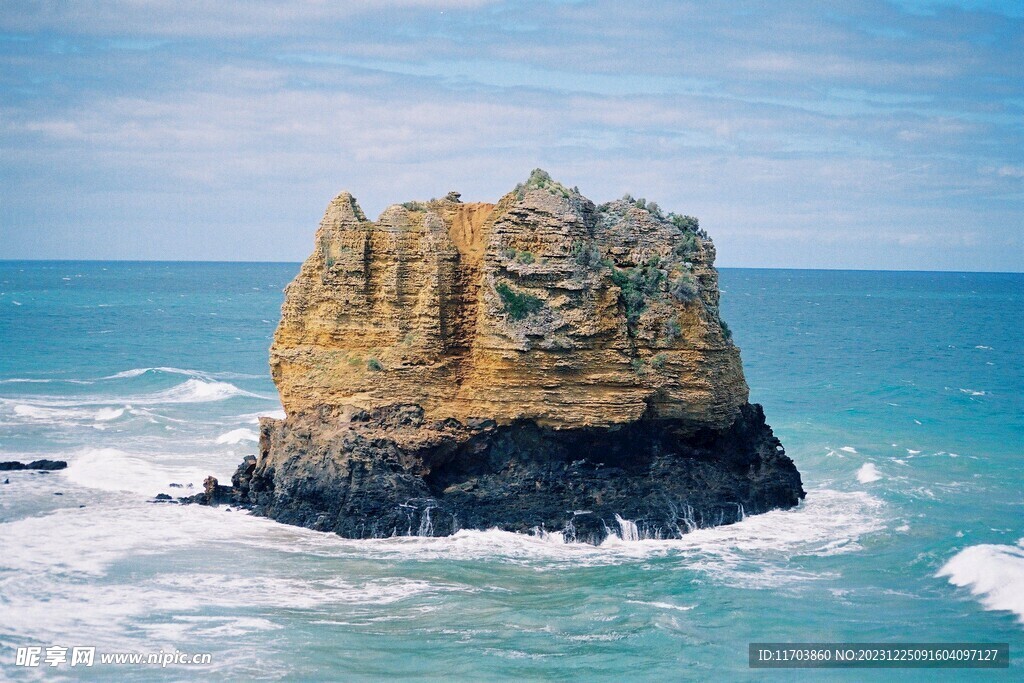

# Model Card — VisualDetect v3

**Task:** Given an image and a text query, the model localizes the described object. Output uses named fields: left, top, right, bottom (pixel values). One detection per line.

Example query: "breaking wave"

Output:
left=138, top=379, right=267, bottom=404
left=61, top=448, right=223, bottom=496
left=856, top=463, right=882, bottom=484
left=937, top=540, right=1024, bottom=625
left=216, top=428, right=259, bottom=444
left=0, top=378, right=272, bottom=423
left=100, top=367, right=265, bottom=381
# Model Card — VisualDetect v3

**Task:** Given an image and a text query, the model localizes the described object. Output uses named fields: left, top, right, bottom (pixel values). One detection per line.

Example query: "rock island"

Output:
left=219, top=170, right=804, bottom=542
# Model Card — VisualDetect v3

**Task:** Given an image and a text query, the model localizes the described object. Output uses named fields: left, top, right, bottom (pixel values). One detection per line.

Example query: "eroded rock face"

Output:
left=271, top=171, right=746, bottom=430
left=229, top=170, right=803, bottom=542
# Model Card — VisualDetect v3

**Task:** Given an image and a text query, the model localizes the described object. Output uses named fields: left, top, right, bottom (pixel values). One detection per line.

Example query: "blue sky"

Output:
left=1, top=1, right=1021, bottom=270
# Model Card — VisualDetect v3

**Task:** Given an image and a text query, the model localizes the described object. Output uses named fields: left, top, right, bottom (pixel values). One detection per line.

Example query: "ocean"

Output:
left=0, top=262, right=1020, bottom=681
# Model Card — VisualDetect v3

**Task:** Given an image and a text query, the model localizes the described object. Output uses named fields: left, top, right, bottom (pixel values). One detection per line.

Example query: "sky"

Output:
left=0, top=1, right=1021, bottom=270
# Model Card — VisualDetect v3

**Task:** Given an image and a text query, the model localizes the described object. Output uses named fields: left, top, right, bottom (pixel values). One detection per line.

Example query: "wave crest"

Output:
left=937, top=540, right=1024, bottom=625
left=101, top=367, right=264, bottom=381
left=1, top=379, right=272, bottom=423
left=216, top=428, right=259, bottom=444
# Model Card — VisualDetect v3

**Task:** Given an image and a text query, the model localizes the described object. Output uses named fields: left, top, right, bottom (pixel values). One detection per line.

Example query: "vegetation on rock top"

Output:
left=513, top=168, right=574, bottom=200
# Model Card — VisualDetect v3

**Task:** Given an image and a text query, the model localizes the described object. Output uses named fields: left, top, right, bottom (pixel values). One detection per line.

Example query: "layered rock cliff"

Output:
left=224, top=170, right=803, bottom=542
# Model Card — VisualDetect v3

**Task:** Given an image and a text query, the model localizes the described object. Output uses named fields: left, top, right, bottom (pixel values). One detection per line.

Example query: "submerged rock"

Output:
left=214, top=170, right=804, bottom=542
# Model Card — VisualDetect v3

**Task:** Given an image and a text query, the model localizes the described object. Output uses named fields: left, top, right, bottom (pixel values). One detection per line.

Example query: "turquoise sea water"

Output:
left=0, top=262, right=1021, bottom=681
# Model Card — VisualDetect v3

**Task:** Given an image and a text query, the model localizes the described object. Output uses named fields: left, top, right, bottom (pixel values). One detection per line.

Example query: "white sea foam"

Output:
left=10, top=403, right=127, bottom=424
left=150, top=573, right=451, bottom=609
left=840, top=446, right=857, bottom=454
left=1, top=503, right=273, bottom=577
left=615, top=514, right=640, bottom=542
left=235, top=408, right=286, bottom=423
left=857, top=463, right=882, bottom=484
left=93, top=407, right=125, bottom=421
left=142, top=616, right=283, bottom=642
left=0, top=501, right=472, bottom=650
left=937, top=540, right=1024, bottom=625
left=102, top=368, right=157, bottom=379
left=216, top=428, right=259, bottom=444
left=626, top=600, right=696, bottom=612
left=12, top=404, right=58, bottom=420
left=0, top=484, right=887, bottom=657
left=223, top=488, right=886, bottom=589
left=62, top=448, right=222, bottom=495
left=959, top=388, right=987, bottom=397
left=0, top=378, right=89, bottom=384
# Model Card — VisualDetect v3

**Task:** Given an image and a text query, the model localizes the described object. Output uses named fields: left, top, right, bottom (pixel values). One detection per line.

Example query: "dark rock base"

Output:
left=208, top=403, right=804, bottom=544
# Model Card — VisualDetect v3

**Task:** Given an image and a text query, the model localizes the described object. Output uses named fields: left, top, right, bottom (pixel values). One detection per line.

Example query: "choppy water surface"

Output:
left=0, top=262, right=1021, bottom=680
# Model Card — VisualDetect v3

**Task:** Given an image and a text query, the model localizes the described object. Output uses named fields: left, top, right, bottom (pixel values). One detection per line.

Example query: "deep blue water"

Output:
left=0, top=262, right=1021, bottom=681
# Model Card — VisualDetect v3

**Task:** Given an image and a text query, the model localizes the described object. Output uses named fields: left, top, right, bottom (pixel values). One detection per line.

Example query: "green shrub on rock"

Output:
left=670, top=274, right=698, bottom=303
left=610, top=264, right=664, bottom=326
left=495, top=281, right=544, bottom=321
left=570, top=241, right=602, bottom=267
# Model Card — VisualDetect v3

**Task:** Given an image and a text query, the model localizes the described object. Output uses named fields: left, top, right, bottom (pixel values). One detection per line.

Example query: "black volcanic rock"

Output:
left=202, top=402, right=804, bottom=544
left=0, top=459, right=68, bottom=471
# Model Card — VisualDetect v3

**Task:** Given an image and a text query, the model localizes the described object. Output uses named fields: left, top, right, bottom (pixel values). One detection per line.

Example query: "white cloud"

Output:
left=996, top=165, right=1024, bottom=178
left=0, top=1, right=1020, bottom=269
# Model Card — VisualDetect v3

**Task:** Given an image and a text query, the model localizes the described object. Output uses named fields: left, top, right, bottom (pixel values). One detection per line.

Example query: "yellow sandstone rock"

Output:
left=270, top=170, right=748, bottom=432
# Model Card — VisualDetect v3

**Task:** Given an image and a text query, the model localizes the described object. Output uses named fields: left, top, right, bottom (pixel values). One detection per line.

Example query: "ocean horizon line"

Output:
left=1, top=258, right=1021, bottom=276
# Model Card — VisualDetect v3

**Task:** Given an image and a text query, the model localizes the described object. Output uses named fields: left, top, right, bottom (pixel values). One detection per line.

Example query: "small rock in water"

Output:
left=0, top=459, right=68, bottom=471
left=152, top=493, right=174, bottom=502
left=2, top=478, right=8, bottom=484
left=28, top=459, right=68, bottom=470
left=177, top=476, right=239, bottom=507
left=168, top=483, right=183, bottom=488
left=53, top=492, right=63, bottom=496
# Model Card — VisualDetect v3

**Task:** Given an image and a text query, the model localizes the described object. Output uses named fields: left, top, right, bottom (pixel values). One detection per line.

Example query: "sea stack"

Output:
left=235, top=170, right=804, bottom=542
